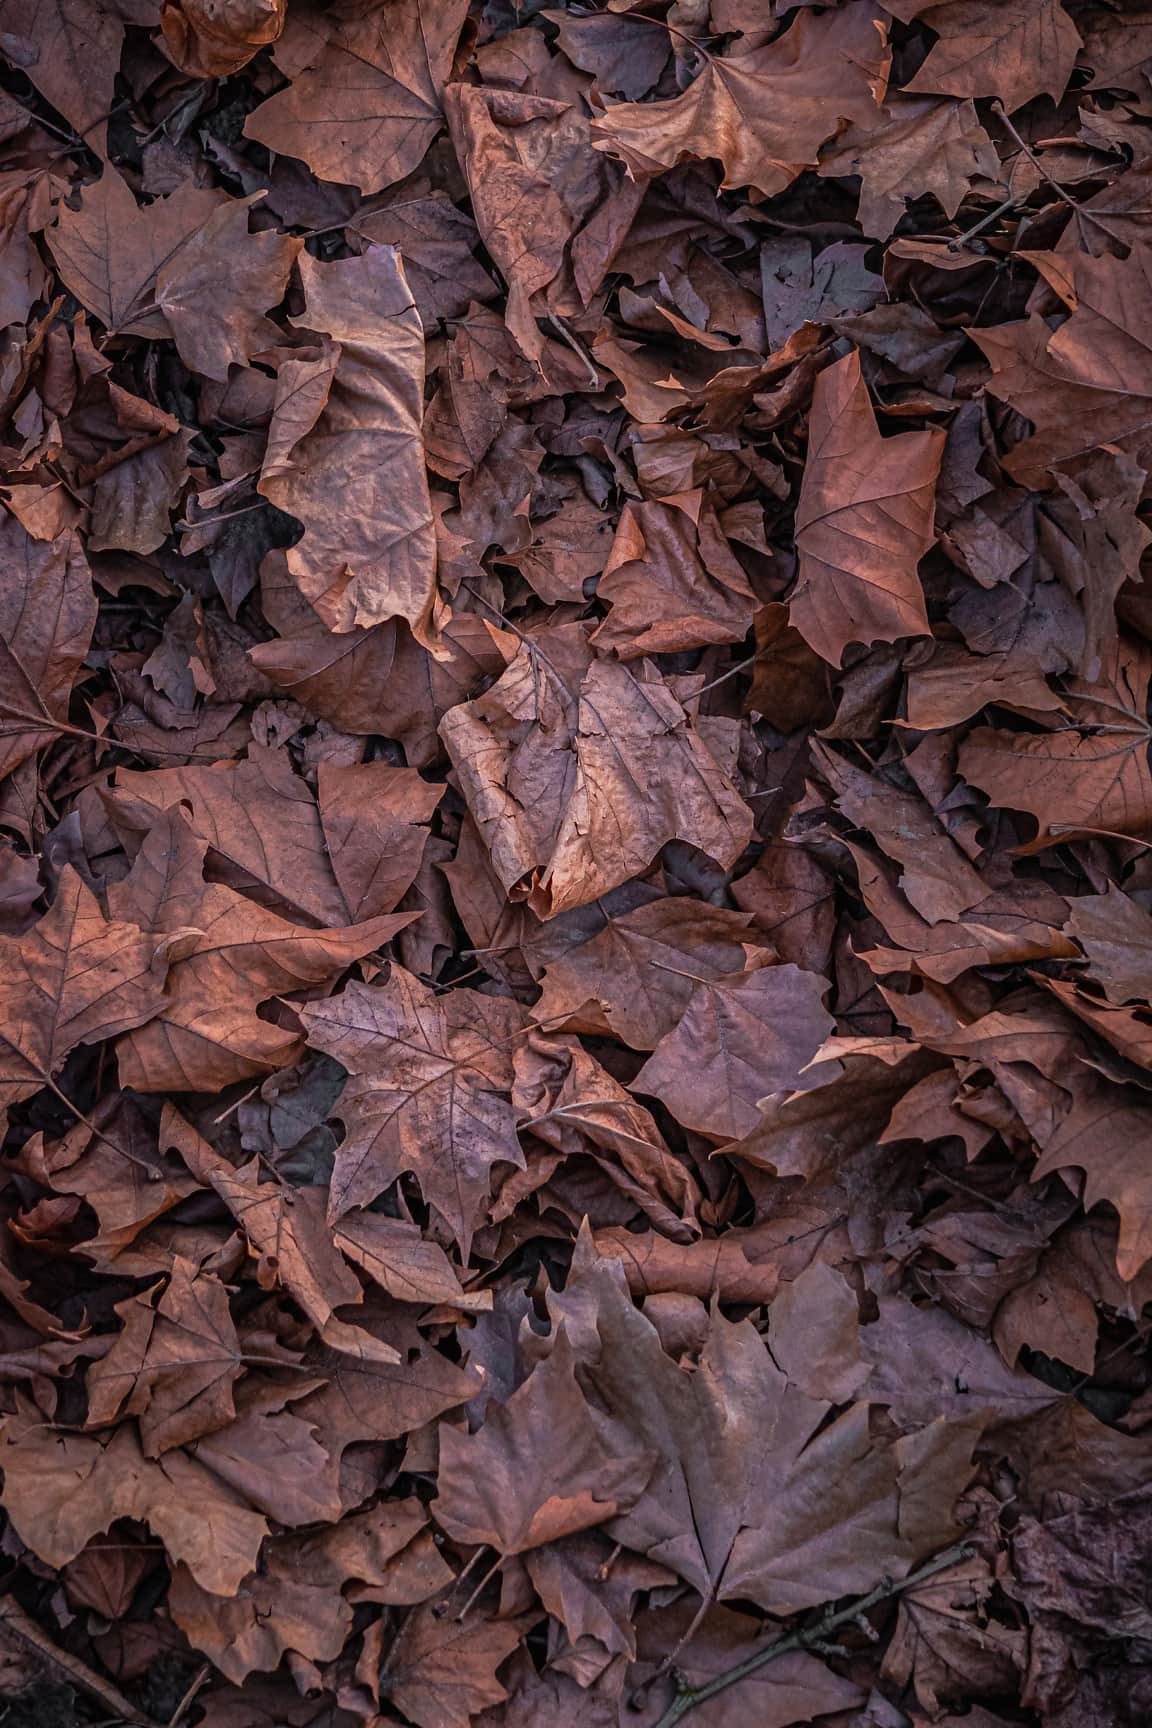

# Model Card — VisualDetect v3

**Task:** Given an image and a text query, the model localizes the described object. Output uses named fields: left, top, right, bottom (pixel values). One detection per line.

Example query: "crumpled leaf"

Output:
left=161, top=0, right=286, bottom=79
left=259, top=248, right=438, bottom=639
left=440, top=622, right=752, bottom=920
left=301, top=966, right=525, bottom=1252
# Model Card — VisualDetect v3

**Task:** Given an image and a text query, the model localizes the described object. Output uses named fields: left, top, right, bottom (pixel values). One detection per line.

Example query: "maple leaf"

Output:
left=960, top=638, right=1152, bottom=848
left=379, top=1604, right=529, bottom=1728
left=248, top=599, right=506, bottom=768
left=109, top=744, right=407, bottom=930
left=882, top=1551, right=1026, bottom=1714
left=444, top=83, right=605, bottom=363
left=890, top=0, right=1081, bottom=112
left=817, top=95, right=1001, bottom=240
left=790, top=350, right=945, bottom=666
left=0, top=1404, right=269, bottom=1596
left=439, top=621, right=752, bottom=920
left=49, top=170, right=226, bottom=339
left=632, top=964, right=835, bottom=1142
left=590, top=491, right=757, bottom=658
left=535, top=897, right=756, bottom=1049
left=258, top=248, right=439, bottom=639
left=109, top=810, right=415, bottom=1093
left=168, top=1561, right=349, bottom=1686
left=0, top=0, right=134, bottom=150
left=317, top=760, right=443, bottom=921
left=160, top=1107, right=403, bottom=1364
left=300, top=966, right=526, bottom=1252
left=151, top=197, right=302, bottom=383
left=557, top=1244, right=976, bottom=1616
left=0, top=519, right=95, bottom=783
left=1064, top=886, right=1152, bottom=1004
left=0, top=867, right=166, bottom=1129
left=633, top=1603, right=866, bottom=1728
left=434, top=1332, right=652, bottom=1555
left=1031, top=1076, right=1152, bottom=1281
left=84, top=1256, right=243, bottom=1456
left=974, top=247, right=1152, bottom=482
left=592, top=6, right=890, bottom=198
left=244, top=0, right=470, bottom=194
left=512, top=1031, right=700, bottom=1240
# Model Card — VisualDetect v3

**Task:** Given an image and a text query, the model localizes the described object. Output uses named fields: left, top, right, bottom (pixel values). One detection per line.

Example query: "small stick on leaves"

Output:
left=651, top=1543, right=974, bottom=1728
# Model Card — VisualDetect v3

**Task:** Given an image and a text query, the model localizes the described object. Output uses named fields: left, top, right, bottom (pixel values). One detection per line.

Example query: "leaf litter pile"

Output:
left=2, top=0, right=1152, bottom=1724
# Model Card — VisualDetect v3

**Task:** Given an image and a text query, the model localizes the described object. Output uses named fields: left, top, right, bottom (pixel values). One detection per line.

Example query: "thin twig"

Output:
left=682, top=653, right=759, bottom=705
left=651, top=1543, right=974, bottom=1728
left=991, top=103, right=1124, bottom=244
left=0, top=1597, right=160, bottom=1728
left=166, top=1660, right=212, bottom=1728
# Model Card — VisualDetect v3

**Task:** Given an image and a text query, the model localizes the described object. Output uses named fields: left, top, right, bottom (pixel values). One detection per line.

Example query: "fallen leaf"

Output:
left=790, top=350, right=945, bottom=665
left=245, top=0, right=471, bottom=194
left=440, top=621, right=752, bottom=920
left=0, top=519, right=95, bottom=783
left=301, top=966, right=526, bottom=1252
left=259, top=248, right=438, bottom=639
left=593, top=6, right=890, bottom=198
left=632, top=964, right=834, bottom=1141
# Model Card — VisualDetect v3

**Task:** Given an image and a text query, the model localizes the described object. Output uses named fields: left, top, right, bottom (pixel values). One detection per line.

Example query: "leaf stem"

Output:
left=0, top=1596, right=160, bottom=1727
left=650, top=1542, right=974, bottom=1728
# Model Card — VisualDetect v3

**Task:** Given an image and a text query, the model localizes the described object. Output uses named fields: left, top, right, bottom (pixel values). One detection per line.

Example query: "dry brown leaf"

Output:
left=790, top=349, right=945, bottom=666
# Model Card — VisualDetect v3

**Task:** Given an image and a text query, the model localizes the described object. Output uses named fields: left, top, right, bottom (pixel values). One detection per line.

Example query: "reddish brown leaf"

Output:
left=790, top=350, right=945, bottom=666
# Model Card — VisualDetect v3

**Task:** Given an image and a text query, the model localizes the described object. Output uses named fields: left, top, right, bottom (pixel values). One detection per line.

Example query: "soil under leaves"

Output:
left=0, top=2, right=1149, bottom=1726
